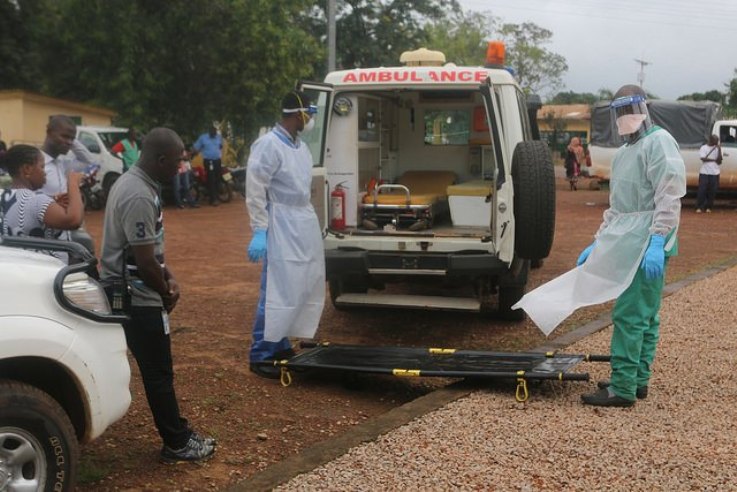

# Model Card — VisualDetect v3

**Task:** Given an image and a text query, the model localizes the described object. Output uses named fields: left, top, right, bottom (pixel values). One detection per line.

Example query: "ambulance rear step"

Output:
left=334, top=293, right=481, bottom=311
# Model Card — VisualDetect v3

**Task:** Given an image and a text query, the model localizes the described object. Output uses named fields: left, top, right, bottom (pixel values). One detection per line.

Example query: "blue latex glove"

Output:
left=576, top=241, right=596, bottom=266
left=247, top=228, right=267, bottom=263
left=641, top=234, right=665, bottom=280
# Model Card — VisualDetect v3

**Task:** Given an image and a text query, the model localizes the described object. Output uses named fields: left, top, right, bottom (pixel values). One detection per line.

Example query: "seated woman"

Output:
left=0, top=144, right=84, bottom=261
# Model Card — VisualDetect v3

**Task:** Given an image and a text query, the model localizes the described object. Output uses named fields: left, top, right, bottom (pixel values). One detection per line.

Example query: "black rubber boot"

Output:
left=597, top=380, right=648, bottom=400
left=581, top=387, right=635, bottom=407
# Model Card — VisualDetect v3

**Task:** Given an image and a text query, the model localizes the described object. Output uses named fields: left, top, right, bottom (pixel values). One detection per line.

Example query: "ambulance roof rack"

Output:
left=400, top=47, right=446, bottom=67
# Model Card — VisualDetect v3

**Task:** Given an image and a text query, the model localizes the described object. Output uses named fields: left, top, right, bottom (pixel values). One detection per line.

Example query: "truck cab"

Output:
left=301, top=42, right=555, bottom=319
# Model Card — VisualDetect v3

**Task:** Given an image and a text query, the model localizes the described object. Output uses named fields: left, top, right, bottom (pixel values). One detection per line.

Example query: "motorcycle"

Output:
left=230, top=166, right=246, bottom=198
left=192, top=165, right=234, bottom=203
left=79, top=165, right=104, bottom=211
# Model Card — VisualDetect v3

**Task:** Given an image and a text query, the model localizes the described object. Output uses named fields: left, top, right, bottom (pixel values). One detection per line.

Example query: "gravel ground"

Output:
left=277, top=266, right=737, bottom=491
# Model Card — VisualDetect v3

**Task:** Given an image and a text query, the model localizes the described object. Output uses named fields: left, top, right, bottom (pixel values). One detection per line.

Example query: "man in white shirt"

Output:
left=41, top=115, right=99, bottom=254
left=696, top=134, right=722, bottom=213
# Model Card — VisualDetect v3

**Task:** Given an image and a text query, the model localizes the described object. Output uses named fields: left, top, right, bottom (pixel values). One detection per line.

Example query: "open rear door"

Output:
left=479, top=78, right=513, bottom=262
left=298, top=81, right=334, bottom=234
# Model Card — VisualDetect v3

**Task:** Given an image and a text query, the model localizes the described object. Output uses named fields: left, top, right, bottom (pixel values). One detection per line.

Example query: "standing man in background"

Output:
left=111, top=128, right=141, bottom=172
left=41, top=115, right=99, bottom=255
left=192, top=125, right=223, bottom=206
left=695, top=134, right=722, bottom=213
left=245, top=91, right=325, bottom=379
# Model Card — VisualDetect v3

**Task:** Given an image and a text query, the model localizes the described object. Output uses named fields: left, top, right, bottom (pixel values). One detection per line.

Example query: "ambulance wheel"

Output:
left=497, top=258, right=529, bottom=321
left=512, top=141, right=556, bottom=260
left=328, top=276, right=368, bottom=309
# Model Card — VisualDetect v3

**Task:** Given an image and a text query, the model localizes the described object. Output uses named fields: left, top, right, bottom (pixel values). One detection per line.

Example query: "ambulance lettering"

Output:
left=341, top=69, right=490, bottom=84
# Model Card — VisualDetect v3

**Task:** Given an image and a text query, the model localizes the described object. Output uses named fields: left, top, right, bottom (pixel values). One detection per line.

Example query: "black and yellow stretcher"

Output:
left=253, top=342, right=610, bottom=402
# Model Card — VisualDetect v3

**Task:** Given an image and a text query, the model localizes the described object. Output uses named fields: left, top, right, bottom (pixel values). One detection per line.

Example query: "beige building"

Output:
left=0, top=90, right=116, bottom=147
left=537, top=104, right=591, bottom=155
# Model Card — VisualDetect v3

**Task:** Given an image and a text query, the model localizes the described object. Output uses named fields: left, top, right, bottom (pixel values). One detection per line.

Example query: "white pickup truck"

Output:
left=298, top=42, right=555, bottom=319
left=589, top=100, right=737, bottom=189
left=0, top=237, right=131, bottom=491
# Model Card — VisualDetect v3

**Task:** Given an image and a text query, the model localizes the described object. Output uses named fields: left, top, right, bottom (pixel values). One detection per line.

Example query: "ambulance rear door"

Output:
left=480, top=77, right=514, bottom=263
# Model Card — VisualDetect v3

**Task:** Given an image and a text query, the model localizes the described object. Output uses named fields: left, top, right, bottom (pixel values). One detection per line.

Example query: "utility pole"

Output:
left=634, top=58, right=651, bottom=88
left=328, top=0, right=336, bottom=73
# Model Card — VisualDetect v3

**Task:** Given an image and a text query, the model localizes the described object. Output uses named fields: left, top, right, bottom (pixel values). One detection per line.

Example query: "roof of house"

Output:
left=0, top=90, right=116, bottom=117
left=537, top=104, right=591, bottom=120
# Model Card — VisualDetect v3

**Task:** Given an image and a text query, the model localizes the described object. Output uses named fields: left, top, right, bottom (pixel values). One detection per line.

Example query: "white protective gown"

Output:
left=513, top=127, right=686, bottom=335
left=246, top=126, right=325, bottom=342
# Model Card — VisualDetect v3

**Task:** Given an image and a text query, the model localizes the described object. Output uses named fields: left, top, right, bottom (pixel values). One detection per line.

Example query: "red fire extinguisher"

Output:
left=331, top=182, right=347, bottom=230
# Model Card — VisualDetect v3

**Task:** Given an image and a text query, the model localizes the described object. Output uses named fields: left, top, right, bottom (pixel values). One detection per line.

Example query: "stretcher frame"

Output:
left=253, top=342, right=610, bottom=402
left=361, top=183, right=449, bottom=230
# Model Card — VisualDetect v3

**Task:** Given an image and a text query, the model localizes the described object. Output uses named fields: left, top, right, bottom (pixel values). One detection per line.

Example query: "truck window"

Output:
left=720, top=125, right=737, bottom=147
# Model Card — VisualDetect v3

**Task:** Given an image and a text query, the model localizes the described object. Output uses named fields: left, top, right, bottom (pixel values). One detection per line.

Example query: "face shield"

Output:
left=610, top=94, right=650, bottom=141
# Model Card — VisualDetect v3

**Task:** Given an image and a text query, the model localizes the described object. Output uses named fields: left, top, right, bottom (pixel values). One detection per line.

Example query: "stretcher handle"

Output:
left=373, top=183, right=411, bottom=208
left=585, top=354, right=611, bottom=362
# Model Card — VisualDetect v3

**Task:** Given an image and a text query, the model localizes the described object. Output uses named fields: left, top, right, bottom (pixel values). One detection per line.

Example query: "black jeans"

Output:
left=696, top=173, right=719, bottom=210
left=124, top=306, right=189, bottom=449
left=204, top=158, right=222, bottom=203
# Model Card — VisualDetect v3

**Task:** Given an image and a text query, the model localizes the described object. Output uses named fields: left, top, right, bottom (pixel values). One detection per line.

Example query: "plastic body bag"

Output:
left=514, top=127, right=685, bottom=335
left=246, top=126, right=325, bottom=342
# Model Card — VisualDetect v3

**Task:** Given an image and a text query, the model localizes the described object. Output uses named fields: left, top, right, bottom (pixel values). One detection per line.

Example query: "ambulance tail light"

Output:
left=485, top=41, right=505, bottom=68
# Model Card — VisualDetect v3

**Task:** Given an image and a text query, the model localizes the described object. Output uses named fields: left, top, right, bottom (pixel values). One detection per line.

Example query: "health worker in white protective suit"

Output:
left=513, top=84, right=686, bottom=407
left=245, top=91, right=325, bottom=379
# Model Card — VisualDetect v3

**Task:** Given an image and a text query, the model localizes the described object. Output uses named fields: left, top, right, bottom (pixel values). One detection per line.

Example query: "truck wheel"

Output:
left=0, top=380, right=79, bottom=492
left=328, top=276, right=368, bottom=308
left=512, top=141, right=556, bottom=260
left=497, top=258, right=529, bottom=321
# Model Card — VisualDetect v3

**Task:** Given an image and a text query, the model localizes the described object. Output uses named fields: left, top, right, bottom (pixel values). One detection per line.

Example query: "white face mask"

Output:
left=300, top=117, right=315, bottom=134
left=616, top=114, right=647, bottom=135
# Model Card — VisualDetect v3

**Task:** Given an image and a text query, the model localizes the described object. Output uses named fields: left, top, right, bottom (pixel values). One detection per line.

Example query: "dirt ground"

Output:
left=76, top=175, right=737, bottom=490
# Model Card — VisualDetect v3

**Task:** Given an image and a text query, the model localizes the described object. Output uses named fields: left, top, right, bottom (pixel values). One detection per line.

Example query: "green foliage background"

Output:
left=2, top=0, right=735, bottom=143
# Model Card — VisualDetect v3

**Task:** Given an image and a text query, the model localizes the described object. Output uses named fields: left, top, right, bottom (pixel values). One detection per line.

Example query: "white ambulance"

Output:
left=300, top=42, right=555, bottom=319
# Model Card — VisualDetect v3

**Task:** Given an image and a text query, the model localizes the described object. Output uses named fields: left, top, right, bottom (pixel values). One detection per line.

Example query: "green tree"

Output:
left=33, top=0, right=322, bottom=141
left=498, top=22, right=567, bottom=96
left=725, top=69, right=737, bottom=118
left=424, top=10, right=495, bottom=66
left=0, top=0, right=52, bottom=91
left=677, top=90, right=724, bottom=103
left=549, top=91, right=599, bottom=105
left=306, top=0, right=460, bottom=76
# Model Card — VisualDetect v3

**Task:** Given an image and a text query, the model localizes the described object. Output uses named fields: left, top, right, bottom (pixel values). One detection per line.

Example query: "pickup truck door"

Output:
left=480, top=78, right=514, bottom=263
left=297, top=81, right=334, bottom=234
